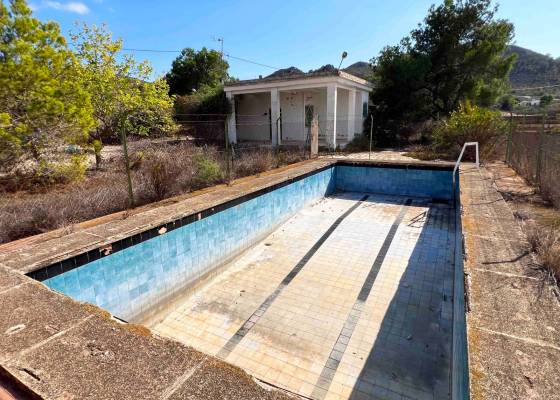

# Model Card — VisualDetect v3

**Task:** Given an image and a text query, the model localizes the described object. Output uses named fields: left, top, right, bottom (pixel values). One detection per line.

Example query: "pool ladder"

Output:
left=453, top=142, right=479, bottom=194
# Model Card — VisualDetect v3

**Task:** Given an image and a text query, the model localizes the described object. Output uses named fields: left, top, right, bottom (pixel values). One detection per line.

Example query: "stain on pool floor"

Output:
left=152, top=192, right=455, bottom=400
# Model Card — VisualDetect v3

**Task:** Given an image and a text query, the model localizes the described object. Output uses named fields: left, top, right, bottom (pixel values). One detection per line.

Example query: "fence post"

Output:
left=224, top=120, right=231, bottom=184
left=505, top=112, right=513, bottom=165
left=120, top=123, right=134, bottom=208
left=535, top=112, right=546, bottom=183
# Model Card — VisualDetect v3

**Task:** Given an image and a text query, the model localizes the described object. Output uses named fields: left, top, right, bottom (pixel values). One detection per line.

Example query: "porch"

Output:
left=224, top=71, right=372, bottom=149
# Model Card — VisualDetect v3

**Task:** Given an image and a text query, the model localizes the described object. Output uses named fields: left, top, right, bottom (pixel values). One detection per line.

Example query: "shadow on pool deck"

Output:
left=348, top=202, right=455, bottom=400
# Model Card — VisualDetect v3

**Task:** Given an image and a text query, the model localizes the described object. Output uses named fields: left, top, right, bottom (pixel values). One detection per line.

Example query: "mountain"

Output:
left=506, top=45, right=560, bottom=88
left=269, top=46, right=558, bottom=89
left=343, top=61, right=373, bottom=80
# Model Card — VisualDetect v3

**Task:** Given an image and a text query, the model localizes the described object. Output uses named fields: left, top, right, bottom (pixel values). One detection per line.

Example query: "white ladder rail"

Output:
left=453, top=142, right=479, bottom=192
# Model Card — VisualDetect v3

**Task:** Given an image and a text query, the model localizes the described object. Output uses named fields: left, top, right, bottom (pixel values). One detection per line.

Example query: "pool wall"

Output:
left=42, top=167, right=337, bottom=321
left=336, top=165, right=454, bottom=201
left=37, top=163, right=454, bottom=321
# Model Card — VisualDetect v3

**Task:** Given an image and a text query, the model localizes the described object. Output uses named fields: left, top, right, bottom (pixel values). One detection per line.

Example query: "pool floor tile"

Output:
left=152, top=193, right=455, bottom=400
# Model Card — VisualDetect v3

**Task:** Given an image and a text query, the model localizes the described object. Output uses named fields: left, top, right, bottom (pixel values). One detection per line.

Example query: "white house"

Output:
left=224, top=67, right=373, bottom=149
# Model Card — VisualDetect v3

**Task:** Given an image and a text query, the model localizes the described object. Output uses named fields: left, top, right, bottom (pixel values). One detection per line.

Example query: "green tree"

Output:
left=497, top=94, right=518, bottom=111
left=540, top=94, right=553, bottom=109
left=370, top=0, right=515, bottom=144
left=166, top=47, right=229, bottom=95
left=71, top=24, right=176, bottom=155
left=0, top=0, right=94, bottom=172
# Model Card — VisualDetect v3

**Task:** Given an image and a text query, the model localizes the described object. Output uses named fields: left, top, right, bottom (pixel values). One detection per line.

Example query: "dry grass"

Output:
left=525, top=222, right=560, bottom=282
left=0, top=143, right=306, bottom=245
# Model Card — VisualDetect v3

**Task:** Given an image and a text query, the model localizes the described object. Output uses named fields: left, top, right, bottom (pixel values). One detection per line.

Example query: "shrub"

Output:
left=141, top=150, right=177, bottom=201
left=233, top=149, right=273, bottom=177
left=525, top=223, right=560, bottom=281
left=432, top=101, right=508, bottom=159
left=36, top=155, right=88, bottom=186
left=193, top=152, right=222, bottom=185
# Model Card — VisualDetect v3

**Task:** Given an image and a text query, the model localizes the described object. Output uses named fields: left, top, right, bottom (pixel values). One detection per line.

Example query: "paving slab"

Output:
left=4, top=314, right=205, bottom=400
left=0, top=265, right=26, bottom=293
left=168, top=357, right=290, bottom=400
left=0, top=283, right=90, bottom=362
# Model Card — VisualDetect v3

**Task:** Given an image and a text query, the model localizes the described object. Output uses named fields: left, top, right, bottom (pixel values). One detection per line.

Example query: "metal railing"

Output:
left=453, top=142, right=480, bottom=192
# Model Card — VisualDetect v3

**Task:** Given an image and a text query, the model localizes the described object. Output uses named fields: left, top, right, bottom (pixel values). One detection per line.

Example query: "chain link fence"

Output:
left=505, top=113, right=560, bottom=207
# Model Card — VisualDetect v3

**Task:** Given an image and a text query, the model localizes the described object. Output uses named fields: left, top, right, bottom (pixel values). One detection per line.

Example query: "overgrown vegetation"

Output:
left=0, top=143, right=306, bottom=244
left=525, top=222, right=560, bottom=284
left=0, top=0, right=94, bottom=174
left=0, top=0, right=311, bottom=245
left=369, top=0, right=515, bottom=145
left=0, top=0, right=177, bottom=185
left=432, top=102, right=508, bottom=158
left=71, top=23, right=176, bottom=147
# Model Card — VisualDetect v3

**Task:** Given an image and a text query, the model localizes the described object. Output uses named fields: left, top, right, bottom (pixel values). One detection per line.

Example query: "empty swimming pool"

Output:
left=29, top=162, right=464, bottom=400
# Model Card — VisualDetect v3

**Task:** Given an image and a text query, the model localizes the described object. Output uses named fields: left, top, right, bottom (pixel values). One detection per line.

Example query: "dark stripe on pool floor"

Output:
left=216, top=194, right=370, bottom=359
left=311, top=198, right=413, bottom=400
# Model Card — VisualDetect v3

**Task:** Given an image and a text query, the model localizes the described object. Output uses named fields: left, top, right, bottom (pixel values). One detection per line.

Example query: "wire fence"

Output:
left=505, top=112, right=560, bottom=207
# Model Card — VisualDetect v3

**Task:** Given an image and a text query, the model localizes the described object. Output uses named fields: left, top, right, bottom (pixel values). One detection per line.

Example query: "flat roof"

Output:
left=224, top=69, right=372, bottom=92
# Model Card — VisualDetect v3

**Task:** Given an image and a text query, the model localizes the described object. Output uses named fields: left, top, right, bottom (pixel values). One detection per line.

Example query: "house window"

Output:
left=362, top=102, right=368, bottom=118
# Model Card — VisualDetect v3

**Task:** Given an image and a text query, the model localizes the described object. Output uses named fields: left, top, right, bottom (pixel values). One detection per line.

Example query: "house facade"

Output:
left=224, top=68, right=373, bottom=149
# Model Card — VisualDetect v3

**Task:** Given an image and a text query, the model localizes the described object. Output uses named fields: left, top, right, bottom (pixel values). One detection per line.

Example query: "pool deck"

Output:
left=460, top=165, right=560, bottom=399
left=0, top=155, right=557, bottom=399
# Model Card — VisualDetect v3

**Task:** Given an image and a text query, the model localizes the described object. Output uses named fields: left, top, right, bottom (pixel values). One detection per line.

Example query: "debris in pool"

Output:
left=158, top=227, right=167, bottom=234
left=406, top=335, right=413, bottom=340
left=265, top=242, right=272, bottom=246
left=101, top=244, right=112, bottom=255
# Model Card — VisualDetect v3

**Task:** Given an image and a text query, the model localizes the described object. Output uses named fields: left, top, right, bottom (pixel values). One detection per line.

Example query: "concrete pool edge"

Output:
left=0, top=158, right=471, bottom=400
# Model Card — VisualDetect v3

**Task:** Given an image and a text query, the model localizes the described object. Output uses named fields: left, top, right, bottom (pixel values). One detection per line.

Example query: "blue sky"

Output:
left=29, top=0, right=560, bottom=80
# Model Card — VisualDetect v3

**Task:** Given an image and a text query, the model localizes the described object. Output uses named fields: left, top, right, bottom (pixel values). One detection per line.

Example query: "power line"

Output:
left=120, top=47, right=280, bottom=70
left=223, top=54, right=279, bottom=70
left=121, top=48, right=179, bottom=53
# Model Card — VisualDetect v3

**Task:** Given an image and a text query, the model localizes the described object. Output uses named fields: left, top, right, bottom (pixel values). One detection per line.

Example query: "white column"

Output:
left=347, top=89, right=356, bottom=141
left=326, top=84, right=337, bottom=149
left=270, top=88, right=280, bottom=146
left=226, top=92, right=237, bottom=143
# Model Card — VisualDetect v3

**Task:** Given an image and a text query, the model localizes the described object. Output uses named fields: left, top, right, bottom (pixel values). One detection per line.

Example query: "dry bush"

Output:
left=233, top=148, right=305, bottom=179
left=0, top=171, right=130, bottom=243
left=139, top=149, right=180, bottom=201
left=525, top=222, right=560, bottom=281
left=233, top=149, right=274, bottom=177
left=0, top=143, right=305, bottom=245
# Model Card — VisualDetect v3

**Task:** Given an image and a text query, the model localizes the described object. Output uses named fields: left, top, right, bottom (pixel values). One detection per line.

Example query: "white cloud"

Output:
left=44, top=1, right=90, bottom=14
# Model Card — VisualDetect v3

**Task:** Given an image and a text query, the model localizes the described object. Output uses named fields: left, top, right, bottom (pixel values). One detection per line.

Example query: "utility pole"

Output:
left=217, top=37, right=224, bottom=84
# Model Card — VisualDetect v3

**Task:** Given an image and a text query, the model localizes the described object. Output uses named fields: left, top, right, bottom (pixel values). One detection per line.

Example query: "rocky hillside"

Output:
left=506, top=45, right=560, bottom=88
